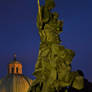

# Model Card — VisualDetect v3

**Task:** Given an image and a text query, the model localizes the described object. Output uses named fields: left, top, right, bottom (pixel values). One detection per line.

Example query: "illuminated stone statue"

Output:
left=30, top=0, right=84, bottom=92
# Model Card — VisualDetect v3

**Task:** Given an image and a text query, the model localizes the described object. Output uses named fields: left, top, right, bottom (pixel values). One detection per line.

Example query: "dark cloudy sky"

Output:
left=0, top=0, right=92, bottom=82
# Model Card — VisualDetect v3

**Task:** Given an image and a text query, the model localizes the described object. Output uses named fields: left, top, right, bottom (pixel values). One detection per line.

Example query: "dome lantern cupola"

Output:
left=8, top=54, right=22, bottom=75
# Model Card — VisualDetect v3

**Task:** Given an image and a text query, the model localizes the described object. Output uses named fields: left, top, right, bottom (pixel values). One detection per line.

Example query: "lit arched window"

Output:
left=12, top=67, right=14, bottom=74
left=16, top=67, right=18, bottom=73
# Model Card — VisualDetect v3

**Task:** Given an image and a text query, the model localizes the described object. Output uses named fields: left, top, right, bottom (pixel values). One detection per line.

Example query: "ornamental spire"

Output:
left=37, top=0, right=42, bottom=22
left=13, top=53, right=16, bottom=61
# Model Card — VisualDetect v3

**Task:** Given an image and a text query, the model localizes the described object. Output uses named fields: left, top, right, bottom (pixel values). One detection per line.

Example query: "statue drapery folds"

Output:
left=30, top=0, right=84, bottom=92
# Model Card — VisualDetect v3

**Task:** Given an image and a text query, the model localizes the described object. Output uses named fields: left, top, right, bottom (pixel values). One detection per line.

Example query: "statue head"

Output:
left=45, top=0, right=55, bottom=10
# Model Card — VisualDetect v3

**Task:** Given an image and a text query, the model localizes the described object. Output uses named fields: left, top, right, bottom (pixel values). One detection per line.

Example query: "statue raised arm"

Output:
left=37, top=0, right=55, bottom=30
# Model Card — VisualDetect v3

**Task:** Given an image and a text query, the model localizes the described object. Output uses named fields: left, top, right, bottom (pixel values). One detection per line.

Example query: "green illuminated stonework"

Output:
left=30, top=0, right=84, bottom=92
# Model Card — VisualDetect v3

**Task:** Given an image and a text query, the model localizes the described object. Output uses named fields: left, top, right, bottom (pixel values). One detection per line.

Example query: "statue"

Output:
left=29, top=0, right=84, bottom=92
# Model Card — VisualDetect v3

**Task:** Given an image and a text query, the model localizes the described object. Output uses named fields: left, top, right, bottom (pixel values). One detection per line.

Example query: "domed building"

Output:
left=0, top=54, right=32, bottom=92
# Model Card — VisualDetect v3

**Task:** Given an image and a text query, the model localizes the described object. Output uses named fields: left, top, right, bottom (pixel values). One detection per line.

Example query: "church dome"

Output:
left=0, top=54, right=32, bottom=92
left=0, top=74, right=32, bottom=92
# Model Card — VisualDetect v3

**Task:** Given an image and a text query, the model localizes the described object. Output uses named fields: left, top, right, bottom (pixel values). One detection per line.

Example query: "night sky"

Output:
left=0, top=0, right=92, bottom=82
